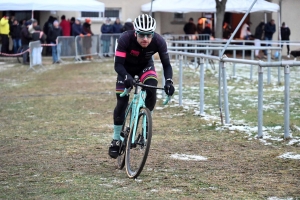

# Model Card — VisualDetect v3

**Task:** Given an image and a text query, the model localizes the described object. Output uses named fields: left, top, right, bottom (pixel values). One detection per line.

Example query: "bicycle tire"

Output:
left=16, top=46, right=23, bottom=63
left=117, top=105, right=132, bottom=170
left=125, top=107, right=152, bottom=179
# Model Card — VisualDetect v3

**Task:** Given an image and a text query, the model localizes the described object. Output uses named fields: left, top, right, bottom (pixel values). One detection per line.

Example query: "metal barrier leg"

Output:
left=218, top=61, right=223, bottom=124
left=278, top=51, right=282, bottom=85
left=284, top=65, right=290, bottom=139
left=206, top=49, right=209, bottom=69
left=267, top=49, right=271, bottom=84
left=179, top=55, right=183, bottom=106
left=250, top=50, right=254, bottom=81
left=242, top=41, right=245, bottom=59
left=194, top=44, right=197, bottom=68
left=199, top=57, right=205, bottom=115
left=162, top=73, right=165, bottom=99
left=233, top=49, right=236, bottom=77
left=222, top=62, right=230, bottom=124
left=258, top=66, right=264, bottom=138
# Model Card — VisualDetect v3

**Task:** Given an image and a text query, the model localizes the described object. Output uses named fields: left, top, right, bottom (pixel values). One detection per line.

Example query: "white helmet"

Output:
left=133, top=14, right=156, bottom=33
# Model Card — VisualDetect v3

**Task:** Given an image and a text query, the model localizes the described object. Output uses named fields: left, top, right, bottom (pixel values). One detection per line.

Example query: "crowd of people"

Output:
left=0, top=14, right=135, bottom=64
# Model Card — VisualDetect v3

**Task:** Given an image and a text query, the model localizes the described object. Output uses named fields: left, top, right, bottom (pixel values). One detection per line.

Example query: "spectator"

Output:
left=101, top=18, right=113, bottom=57
left=183, top=17, right=197, bottom=35
left=72, top=18, right=85, bottom=57
left=240, top=21, right=252, bottom=40
left=82, top=18, right=94, bottom=60
left=281, top=22, right=291, bottom=58
left=29, top=19, right=38, bottom=34
left=113, top=18, right=123, bottom=34
left=223, top=22, right=232, bottom=39
left=20, top=20, right=32, bottom=65
left=264, top=19, right=276, bottom=56
left=72, top=18, right=84, bottom=36
left=48, top=20, right=62, bottom=64
left=32, top=25, right=46, bottom=43
left=43, top=16, right=55, bottom=55
left=0, top=16, right=10, bottom=54
left=10, top=19, right=22, bottom=54
left=196, top=17, right=206, bottom=34
left=60, top=15, right=71, bottom=36
left=202, top=21, right=212, bottom=36
left=254, top=21, right=265, bottom=59
left=121, top=18, right=134, bottom=32
left=70, top=17, right=75, bottom=36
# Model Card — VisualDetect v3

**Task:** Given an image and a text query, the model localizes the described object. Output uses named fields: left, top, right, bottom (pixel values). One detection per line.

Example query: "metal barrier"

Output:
left=167, top=44, right=300, bottom=139
left=29, top=41, right=44, bottom=71
left=75, top=35, right=99, bottom=61
left=162, top=34, right=210, bottom=41
left=57, top=36, right=76, bottom=61
left=99, top=34, right=121, bottom=57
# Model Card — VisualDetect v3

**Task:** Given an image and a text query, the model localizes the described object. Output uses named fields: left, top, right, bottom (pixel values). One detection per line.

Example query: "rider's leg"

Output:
left=113, top=94, right=129, bottom=140
left=139, top=65, right=158, bottom=111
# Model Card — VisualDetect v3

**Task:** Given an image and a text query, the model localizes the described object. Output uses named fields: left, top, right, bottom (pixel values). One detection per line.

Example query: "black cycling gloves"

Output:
left=124, top=75, right=134, bottom=89
left=164, top=79, right=175, bottom=96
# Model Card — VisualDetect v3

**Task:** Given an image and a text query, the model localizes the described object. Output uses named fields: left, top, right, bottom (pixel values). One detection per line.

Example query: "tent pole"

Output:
left=149, top=0, right=154, bottom=16
left=214, top=12, right=216, bottom=35
left=32, top=10, right=34, bottom=20
left=264, top=12, right=267, bottom=23
left=219, top=0, right=258, bottom=58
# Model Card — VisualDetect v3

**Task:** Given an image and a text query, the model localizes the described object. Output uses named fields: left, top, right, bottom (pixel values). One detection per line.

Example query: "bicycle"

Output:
left=16, top=46, right=29, bottom=64
left=117, top=76, right=170, bottom=179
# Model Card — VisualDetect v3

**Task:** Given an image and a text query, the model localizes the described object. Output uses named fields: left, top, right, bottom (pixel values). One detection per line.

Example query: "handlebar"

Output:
left=119, top=82, right=171, bottom=105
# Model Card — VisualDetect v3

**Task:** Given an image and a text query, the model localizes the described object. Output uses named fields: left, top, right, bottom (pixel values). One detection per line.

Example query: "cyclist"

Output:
left=109, top=14, right=175, bottom=158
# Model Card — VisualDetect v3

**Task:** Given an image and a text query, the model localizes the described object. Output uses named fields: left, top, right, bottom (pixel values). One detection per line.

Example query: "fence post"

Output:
left=267, top=49, right=271, bottom=84
left=199, top=57, right=205, bottom=115
left=179, top=55, right=183, bottom=106
left=258, top=65, right=264, bottom=138
left=194, top=44, right=197, bottom=68
left=175, top=43, right=178, bottom=65
left=205, top=49, right=209, bottom=69
left=162, top=74, right=165, bottom=99
left=284, top=65, right=290, bottom=139
left=222, top=61, right=230, bottom=124
left=250, top=50, right=254, bottom=81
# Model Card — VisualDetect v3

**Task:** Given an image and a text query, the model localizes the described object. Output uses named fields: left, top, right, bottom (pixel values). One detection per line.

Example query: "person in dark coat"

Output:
left=281, top=22, right=291, bottom=57
left=254, top=21, right=265, bottom=58
left=10, top=19, right=22, bottom=53
left=43, top=16, right=56, bottom=55
left=121, top=18, right=134, bottom=32
left=48, top=20, right=63, bottom=64
left=112, top=18, right=123, bottom=34
left=264, top=19, right=276, bottom=56
left=20, top=20, right=32, bottom=65
left=101, top=18, right=113, bottom=57
left=32, top=25, right=46, bottom=43
left=222, top=22, right=232, bottom=39
left=72, top=18, right=86, bottom=57
left=82, top=18, right=94, bottom=60
left=183, top=17, right=197, bottom=35
left=70, top=17, right=75, bottom=36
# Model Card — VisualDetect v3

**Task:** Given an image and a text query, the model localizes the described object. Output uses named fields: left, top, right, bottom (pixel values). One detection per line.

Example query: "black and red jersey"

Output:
left=114, top=30, right=173, bottom=80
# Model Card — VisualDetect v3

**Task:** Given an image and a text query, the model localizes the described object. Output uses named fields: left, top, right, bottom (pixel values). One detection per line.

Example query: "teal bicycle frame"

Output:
left=119, top=82, right=170, bottom=144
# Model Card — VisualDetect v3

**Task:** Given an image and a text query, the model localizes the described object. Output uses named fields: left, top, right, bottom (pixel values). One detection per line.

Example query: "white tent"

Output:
left=141, top=0, right=279, bottom=13
left=0, top=0, right=105, bottom=12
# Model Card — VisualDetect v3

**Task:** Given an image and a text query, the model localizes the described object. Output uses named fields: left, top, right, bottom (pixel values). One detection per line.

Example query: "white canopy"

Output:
left=0, top=0, right=105, bottom=12
left=141, top=0, right=279, bottom=13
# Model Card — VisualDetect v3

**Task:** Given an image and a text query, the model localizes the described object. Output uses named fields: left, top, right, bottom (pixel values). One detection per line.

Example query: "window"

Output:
left=174, top=13, right=184, bottom=21
left=81, top=11, right=104, bottom=18
left=171, top=12, right=185, bottom=24
left=105, top=9, right=120, bottom=18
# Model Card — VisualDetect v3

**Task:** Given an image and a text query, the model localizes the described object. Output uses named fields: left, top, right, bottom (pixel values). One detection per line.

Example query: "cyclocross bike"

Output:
left=117, top=75, right=170, bottom=179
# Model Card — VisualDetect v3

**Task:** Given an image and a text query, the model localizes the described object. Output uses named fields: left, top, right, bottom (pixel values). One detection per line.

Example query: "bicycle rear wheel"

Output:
left=117, top=105, right=132, bottom=170
left=125, top=107, right=152, bottom=178
left=16, top=46, right=23, bottom=63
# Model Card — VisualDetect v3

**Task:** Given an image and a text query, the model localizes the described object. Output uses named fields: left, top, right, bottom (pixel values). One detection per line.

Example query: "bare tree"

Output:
left=215, top=0, right=227, bottom=39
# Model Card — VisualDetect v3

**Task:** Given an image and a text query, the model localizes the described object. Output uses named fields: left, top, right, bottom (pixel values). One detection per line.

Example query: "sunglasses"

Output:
left=136, top=31, right=154, bottom=39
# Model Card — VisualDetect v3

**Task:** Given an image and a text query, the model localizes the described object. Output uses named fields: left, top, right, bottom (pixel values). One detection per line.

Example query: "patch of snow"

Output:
left=278, top=152, right=300, bottom=160
left=170, top=153, right=207, bottom=161
left=267, top=197, right=294, bottom=200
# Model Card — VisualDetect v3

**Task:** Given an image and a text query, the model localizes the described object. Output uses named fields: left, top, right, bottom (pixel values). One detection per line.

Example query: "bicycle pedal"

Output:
left=120, top=131, right=125, bottom=137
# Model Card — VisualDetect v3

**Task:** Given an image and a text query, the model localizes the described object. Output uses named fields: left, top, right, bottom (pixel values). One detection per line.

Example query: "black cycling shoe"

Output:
left=108, top=140, right=120, bottom=159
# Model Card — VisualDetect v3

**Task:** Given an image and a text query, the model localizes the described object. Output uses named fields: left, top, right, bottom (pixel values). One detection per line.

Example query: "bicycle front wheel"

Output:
left=125, top=107, right=152, bottom=179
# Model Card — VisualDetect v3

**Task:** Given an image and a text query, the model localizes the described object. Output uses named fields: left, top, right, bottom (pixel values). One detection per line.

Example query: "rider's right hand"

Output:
left=124, top=75, right=134, bottom=89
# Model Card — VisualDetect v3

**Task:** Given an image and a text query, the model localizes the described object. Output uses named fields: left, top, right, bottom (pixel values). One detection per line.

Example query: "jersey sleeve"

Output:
left=114, top=32, right=130, bottom=78
left=156, top=34, right=173, bottom=80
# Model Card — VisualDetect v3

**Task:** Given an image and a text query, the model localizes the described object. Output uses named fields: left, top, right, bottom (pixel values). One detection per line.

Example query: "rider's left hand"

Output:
left=164, top=79, right=174, bottom=96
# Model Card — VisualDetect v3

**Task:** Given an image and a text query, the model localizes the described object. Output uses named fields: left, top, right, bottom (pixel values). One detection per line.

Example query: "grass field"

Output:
left=0, top=59, right=299, bottom=199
